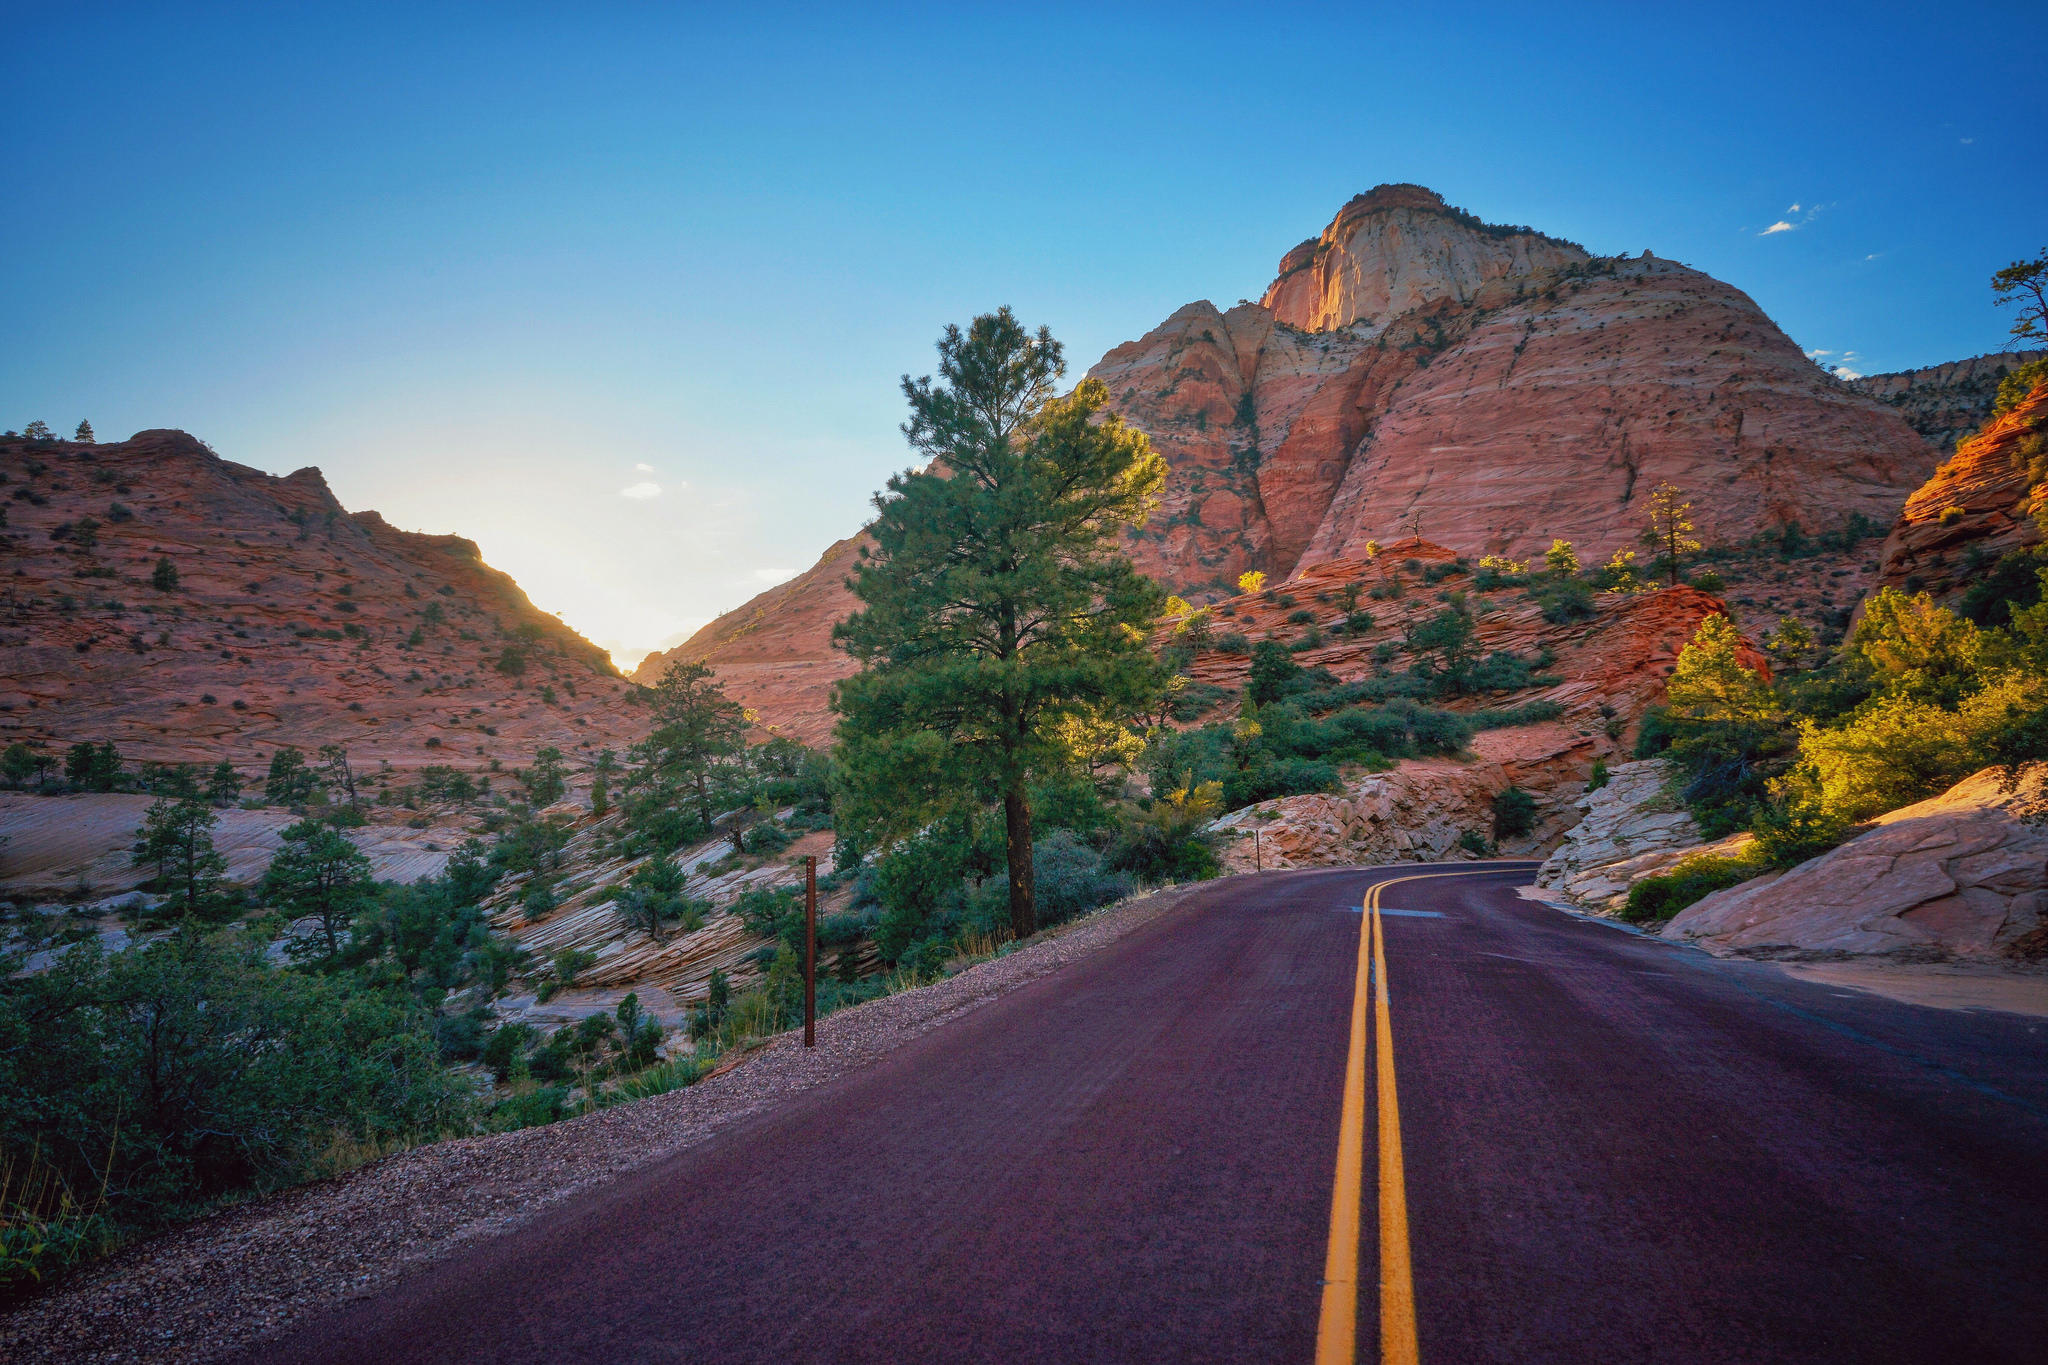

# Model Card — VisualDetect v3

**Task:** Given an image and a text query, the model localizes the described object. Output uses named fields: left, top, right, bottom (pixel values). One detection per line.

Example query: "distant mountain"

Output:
left=0, top=429, right=647, bottom=770
left=1849, top=350, right=2047, bottom=453
left=642, top=185, right=1939, bottom=737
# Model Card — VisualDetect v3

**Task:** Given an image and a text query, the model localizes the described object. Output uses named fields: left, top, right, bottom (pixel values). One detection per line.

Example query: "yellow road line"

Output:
left=1372, top=882, right=1419, bottom=1365
left=1316, top=867, right=1509, bottom=1365
left=1313, top=879, right=1377, bottom=1364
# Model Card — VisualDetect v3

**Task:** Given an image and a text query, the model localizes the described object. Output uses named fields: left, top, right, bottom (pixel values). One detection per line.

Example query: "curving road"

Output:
left=256, top=865, right=2048, bottom=1364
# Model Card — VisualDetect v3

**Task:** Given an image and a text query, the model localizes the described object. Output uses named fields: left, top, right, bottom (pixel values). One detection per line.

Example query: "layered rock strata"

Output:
left=1873, top=379, right=2046, bottom=601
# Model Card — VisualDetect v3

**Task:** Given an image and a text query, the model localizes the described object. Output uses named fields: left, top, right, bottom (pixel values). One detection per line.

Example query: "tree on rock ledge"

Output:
left=832, top=309, right=1166, bottom=940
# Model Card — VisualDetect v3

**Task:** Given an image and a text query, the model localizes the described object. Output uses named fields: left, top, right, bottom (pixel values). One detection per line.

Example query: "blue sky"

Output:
left=5, top=2, right=2043, bottom=663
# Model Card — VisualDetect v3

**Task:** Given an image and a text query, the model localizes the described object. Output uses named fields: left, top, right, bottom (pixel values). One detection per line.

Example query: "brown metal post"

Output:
left=803, top=854, right=817, bottom=1048
left=1254, top=829, right=1262, bottom=872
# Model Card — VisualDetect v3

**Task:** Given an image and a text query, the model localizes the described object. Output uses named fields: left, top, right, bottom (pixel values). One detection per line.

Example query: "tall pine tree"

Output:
left=833, top=309, right=1166, bottom=938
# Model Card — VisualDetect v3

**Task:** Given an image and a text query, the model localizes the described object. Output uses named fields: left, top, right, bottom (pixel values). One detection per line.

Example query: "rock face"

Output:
left=0, top=431, right=646, bottom=770
left=1850, top=351, right=2046, bottom=452
left=631, top=534, right=863, bottom=744
left=1873, top=378, right=2045, bottom=601
left=644, top=187, right=1934, bottom=738
left=1536, top=759, right=1716, bottom=912
left=1210, top=745, right=1579, bottom=873
left=1260, top=185, right=1588, bottom=333
left=1664, top=768, right=2048, bottom=960
left=0, top=791, right=464, bottom=896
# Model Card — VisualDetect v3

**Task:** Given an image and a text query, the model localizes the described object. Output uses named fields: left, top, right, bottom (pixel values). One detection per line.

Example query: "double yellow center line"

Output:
left=1315, top=870, right=1495, bottom=1365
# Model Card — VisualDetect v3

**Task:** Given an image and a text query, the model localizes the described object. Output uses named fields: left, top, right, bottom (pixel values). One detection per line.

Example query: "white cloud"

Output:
left=1833, top=366, right=1864, bottom=380
left=619, top=481, right=662, bottom=500
left=634, top=462, right=654, bottom=473
left=1788, top=203, right=1801, bottom=213
left=751, top=567, right=797, bottom=584
left=1961, top=137, right=1975, bottom=145
left=1760, top=220, right=1796, bottom=235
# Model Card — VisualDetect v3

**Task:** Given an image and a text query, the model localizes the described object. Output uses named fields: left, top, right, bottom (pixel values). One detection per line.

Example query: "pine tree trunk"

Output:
left=1004, top=782, right=1035, bottom=940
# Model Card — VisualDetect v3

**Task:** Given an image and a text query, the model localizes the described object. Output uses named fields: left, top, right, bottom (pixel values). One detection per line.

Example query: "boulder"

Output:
left=1663, top=768, right=2048, bottom=960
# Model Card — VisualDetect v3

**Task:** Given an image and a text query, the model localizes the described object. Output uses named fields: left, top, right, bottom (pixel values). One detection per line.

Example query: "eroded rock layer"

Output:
left=1874, top=379, right=2046, bottom=601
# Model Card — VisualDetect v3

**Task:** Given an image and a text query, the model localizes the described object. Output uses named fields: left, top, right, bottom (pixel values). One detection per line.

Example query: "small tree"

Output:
left=1492, top=786, right=1538, bottom=840
left=523, top=746, right=568, bottom=806
left=1, top=743, right=38, bottom=786
left=71, top=514, right=101, bottom=555
left=206, top=760, right=243, bottom=804
left=1544, top=539, right=1579, bottom=575
left=266, top=746, right=320, bottom=805
left=1246, top=640, right=1301, bottom=705
left=265, top=819, right=375, bottom=961
left=73, top=419, right=94, bottom=443
left=634, top=661, right=749, bottom=829
left=1992, top=248, right=2048, bottom=344
left=1236, top=569, right=1267, bottom=596
left=151, top=557, right=179, bottom=591
left=131, top=797, right=228, bottom=919
left=317, top=744, right=356, bottom=805
left=66, top=740, right=122, bottom=791
left=22, top=420, right=50, bottom=441
left=1640, top=482, right=1701, bottom=586
left=1405, top=606, right=1479, bottom=693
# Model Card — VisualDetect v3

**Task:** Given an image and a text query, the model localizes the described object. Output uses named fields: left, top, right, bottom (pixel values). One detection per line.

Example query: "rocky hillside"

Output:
left=0, top=430, right=648, bottom=770
left=1850, top=350, right=2047, bottom=452
left=1873, top=378, right=2046, bottom=601
left=648, top=186, right=1935, bottom=736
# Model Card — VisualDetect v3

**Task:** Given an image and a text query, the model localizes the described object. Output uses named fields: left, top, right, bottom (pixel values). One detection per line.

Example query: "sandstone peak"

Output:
left=1262, top=184, right=1588, bottom=332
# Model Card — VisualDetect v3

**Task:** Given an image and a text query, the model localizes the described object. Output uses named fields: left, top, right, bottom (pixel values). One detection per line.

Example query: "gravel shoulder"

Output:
left=0, top=883, right=1208, bottom=1364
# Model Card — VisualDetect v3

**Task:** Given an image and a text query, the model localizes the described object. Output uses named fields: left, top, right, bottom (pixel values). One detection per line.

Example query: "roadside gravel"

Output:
left=0, top=883, right=1205, bottom=1364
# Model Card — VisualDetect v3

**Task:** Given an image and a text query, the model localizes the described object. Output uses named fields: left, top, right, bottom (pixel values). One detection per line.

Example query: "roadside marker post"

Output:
left=1254, top=829, right=1262, bottom=872
left=804, top=854, right=817, bottom=1048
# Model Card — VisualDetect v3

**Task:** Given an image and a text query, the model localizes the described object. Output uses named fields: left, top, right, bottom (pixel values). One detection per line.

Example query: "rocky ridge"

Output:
left=0, top=431, right=647, bottom=771
left=1849, top=350, right=2047, bottom=452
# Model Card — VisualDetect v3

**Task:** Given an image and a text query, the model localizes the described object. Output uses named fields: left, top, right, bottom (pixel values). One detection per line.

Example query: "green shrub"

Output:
left=1492, top=786, right=1537, bottom=840
left=1619, top=853, right=1761, bottom=924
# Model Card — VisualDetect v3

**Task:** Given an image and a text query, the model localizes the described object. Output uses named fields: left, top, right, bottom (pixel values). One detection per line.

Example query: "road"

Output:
left=256, top=865, right=2048, bottom=1364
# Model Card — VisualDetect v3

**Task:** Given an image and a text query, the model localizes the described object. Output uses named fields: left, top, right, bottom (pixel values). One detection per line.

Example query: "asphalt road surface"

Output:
left=256, top=865, right=2048, bottom=1364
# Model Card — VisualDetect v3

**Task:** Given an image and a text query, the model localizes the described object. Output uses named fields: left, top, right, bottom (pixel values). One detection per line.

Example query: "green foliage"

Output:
left=0, top=931, right=466, bottom=1285
left=1619, top=852, right=1762, bottom=924
left=1245, top=640, right=1301, bottom=704
left=1992, top=357, right=2048, bottom=419
left=150, top=556, right=178, bottom=591
left=1492, top=786, right=1537, bottom=840
left=832, top=310, right=1166, bottom=939
left=521, top=746, right=568, bottom=807
left=130, top=798, right=229, bottom=922
left=1990, top=248, right=2048, bottom=346
left=265, top=746, right=320, bottom=805
left=629, top=660, right=749, bottom=830
left=205, top=761, right=241, bottom=805
left=65, top=741, right=122, bottom=792
left=264, top=821, right=376, bottom=961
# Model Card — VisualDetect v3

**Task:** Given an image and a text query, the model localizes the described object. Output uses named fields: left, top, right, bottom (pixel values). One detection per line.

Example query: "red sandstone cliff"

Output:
left=639, top=186, right=1939, bottom=737
left=1874, top=379, right=2047, bottom=600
